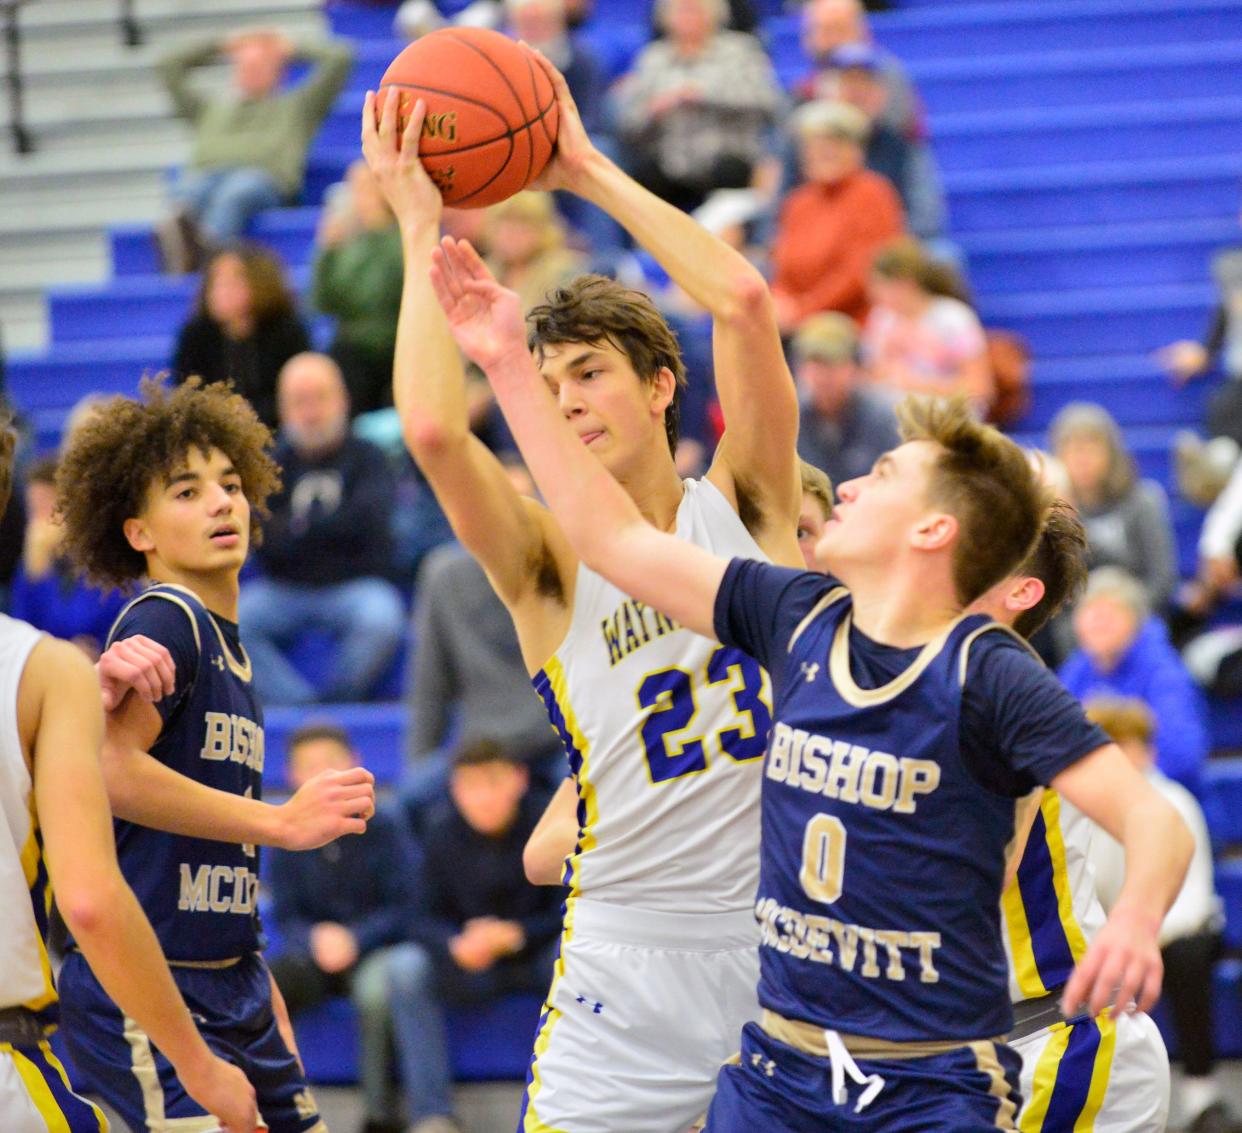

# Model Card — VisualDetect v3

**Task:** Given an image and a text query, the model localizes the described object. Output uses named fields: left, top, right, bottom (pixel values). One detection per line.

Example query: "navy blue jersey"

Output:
left=105, top=583, right=264, bottom=961
left=714, top=561, right=1108, bottom=1043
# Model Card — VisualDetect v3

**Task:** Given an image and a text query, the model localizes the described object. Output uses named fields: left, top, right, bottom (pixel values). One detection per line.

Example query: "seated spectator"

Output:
left=311, top=160, right=404, bottom=417
left=862, top=237, right=992, bottom=413
left=792, top=311, right=899, bottom=485
left=171, top=244, right=310, bottom=431
left=1084, top=698, right=1237, bottom=1133
left=239, top=353, right=405, bottom=704
left=797, top=458, right=833, bottom=570
left=770, top=100, right=904, bottom=329
left=387, top=740, right=563, bottom=1133
left=506, top=0, right=605, bottom=133
left=1050, top=402, right=1178, bottom=610
left=403, top=460, right=564, bottom=806
left=484, top=193, right=587, bottom=316
left=266, top=723, right=415, bottom=1133
left=614, top=0, right=784, bottom=214
left=9, top=455, right=124, bottom=658
left=798, top=0, right=921, bottom=140
left=155, top=28, right=353, bottom=272
left=1059, top=568, right=1210, bottom=794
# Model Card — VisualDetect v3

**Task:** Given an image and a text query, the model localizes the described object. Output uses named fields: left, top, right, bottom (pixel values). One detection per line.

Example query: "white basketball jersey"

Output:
left=0, top=615, right=52, bottom=1013
left=1002, top=790, right=1108, bottom=1002
left=533, top=478, right=769, bottom=914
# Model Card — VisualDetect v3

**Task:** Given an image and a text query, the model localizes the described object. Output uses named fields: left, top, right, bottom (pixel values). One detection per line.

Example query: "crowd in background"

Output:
left=3, top=0, right=1241, bottom=1128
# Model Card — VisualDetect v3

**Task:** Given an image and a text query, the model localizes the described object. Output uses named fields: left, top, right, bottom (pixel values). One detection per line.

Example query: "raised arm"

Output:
left=361, top=91, right=560, bottom=607
left=1052, top=743, right=1192, bottom=1018
left=533, top=56, right=800, bottom=555
left=429, top=236, right=726, bottom=638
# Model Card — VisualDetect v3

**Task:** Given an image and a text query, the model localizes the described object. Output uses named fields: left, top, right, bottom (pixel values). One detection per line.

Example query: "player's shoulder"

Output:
left=111, top=583, right=207, bottom=651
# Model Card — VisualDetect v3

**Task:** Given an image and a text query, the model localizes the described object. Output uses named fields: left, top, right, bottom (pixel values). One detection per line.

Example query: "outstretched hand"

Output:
left=429, top=237, right=529, bottom=373
left=1061, top=904, right=1163, bottom=1021
left=524, top=46, right=599, bottom=194
left=360, top=89, right=443, bottom=227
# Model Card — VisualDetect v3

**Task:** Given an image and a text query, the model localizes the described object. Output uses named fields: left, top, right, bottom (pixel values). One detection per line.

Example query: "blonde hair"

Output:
left=484, top=192, right=567, bottom=260
left=800, top=459, right=833, bottom=521
left=896, top=394, right=1048, bottom=605
left=1084, top=696, right=1155, bottom=747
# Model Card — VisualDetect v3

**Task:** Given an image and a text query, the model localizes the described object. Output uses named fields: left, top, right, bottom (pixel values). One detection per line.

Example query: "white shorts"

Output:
left=0, top=1039, right=109, bottom=1132
left=1012, top=1010, right=1169, bottom=1132
left=518, top=898, right=760, bottom=1133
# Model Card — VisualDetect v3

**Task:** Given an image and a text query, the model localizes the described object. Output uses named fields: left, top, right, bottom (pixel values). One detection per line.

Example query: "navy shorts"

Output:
left=58, top=950, right=322, bottom=1133
left=705, top=1021, right=1023, bottom=1132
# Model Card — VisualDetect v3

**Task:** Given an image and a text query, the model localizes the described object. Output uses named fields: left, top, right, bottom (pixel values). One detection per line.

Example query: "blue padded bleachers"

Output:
left=1220, top=860, right=1242, bottom=951
left=293, top=992, right=543, bottom=1086
left=1209, top=703, right=1242, bottom=758
left=1202, top=760, right=1242, bottom=847
left=263, top=701, right=406, bottom=790
left=1152, top=957, right=1242, bottom=1060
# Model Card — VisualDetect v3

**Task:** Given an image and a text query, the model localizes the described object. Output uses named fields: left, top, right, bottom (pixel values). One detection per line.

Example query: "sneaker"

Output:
left=156, top=208, right=207, bottom=275
left=359, top=1121, right=403, bottom=1133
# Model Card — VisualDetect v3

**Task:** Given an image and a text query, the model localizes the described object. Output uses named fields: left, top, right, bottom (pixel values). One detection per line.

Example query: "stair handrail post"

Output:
left=120, top=0, right=142, bottom=47
left=1, top=0, right=31, bottom=154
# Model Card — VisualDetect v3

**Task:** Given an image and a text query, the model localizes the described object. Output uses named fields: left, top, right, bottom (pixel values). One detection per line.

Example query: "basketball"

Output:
left=376, top=28, right=559, bottom=209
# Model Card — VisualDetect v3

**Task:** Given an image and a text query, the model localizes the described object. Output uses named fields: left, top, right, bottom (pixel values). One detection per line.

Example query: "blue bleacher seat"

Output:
left=263, top=701, right=407, bottom=790
left=1201, top=759, right=1242, bottom=848
left=1219, top=859, right=1242, bottom=951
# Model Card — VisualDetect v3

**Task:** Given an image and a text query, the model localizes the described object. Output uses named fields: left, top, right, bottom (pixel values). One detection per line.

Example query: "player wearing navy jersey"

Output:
left=970, top=502, right=1171, bottom=1132
left=366, top=58, right=805, bottom=1133
left=52, top=379, right=375, bottom=1133
left=427, top=240, right=1191, bottom=1131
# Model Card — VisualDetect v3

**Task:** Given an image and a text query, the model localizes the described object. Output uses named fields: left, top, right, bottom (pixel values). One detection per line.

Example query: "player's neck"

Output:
left=846, top=568, right=962, bottom=649
left=146, top=560, right=241, bottom=623
left=618, top=454, right=685, bottom=533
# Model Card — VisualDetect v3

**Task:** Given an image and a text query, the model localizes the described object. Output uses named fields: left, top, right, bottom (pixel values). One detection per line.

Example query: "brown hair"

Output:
left=896, top=394, right=1048, bottom=605
left=1084, top=696, right=1155, bottom=747
left=288, top=721, right=354, bottom=757
left=872, top=237, right=973, bottom=305
left=0, top=409, right=15, bottom=518
left=453, top=737, right=524, bottom=768
left=55, top=377, right=281, bottom=590
left=1049, top=402, right=1137, bottom=504
left=196, top=243, right=296, bottom=324
left=526, top=275, right=688, bottom=456
left=799, top=459, right=833, bottom=521
left=1011, top=497, right=1088, bottom=639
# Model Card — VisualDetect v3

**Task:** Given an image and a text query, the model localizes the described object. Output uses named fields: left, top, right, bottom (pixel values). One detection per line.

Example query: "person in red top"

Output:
left=771, top=99, right=904, bottom=330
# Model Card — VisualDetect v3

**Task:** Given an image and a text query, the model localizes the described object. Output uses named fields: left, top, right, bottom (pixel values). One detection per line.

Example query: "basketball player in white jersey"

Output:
left=973, top=501, right=1170, bottom=1131
left=362, top=57, right=802, bottom=1133
left=0, top=417, right=258, bottom=1133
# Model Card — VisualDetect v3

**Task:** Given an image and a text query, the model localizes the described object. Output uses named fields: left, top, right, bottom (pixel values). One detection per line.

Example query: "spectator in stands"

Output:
left=484, top=193, right=586, bottom=316
left=792, top=311, right=899, bottom=486
left=266, top=722, right=415, bottom=1133
left=770, top=100, right=904, bottom=329
left=797, top=459, right=834, bottom=570
left=613, top=0, right=784, bottom=214
left=798, top=0, right=921, bottom=139
left=239, top=353, right=404, bottom=704
left=1049, top=402, right=1178, bottom=610
left=506, top=0, right=605, bottom=133
left=10, top=455, right=124, bottom=659
left=1084, top=698, right=1238, bottom=1133
left=311, top=160, right=404, bottom=417
left=155, top=28, right=353, bottom=273
left=862, top=237, right=993, bottom=413
left=387, top=740, right=563, bottom=1133
left=403, top=459, right=563, bottom=807
left=1059, top=567, right=1210, bottom=794
left=170, top=244, right=310, bottom=431
left=814, top=44, right=946, bottom=242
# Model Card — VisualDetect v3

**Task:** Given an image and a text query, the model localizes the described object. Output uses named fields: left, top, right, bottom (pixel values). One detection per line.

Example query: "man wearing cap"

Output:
left=792, top=312, right=900, bottom=486
left=771, top=99, right=905, bottom=329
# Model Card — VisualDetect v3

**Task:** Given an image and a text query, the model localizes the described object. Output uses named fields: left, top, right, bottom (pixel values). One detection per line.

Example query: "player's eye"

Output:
left=176, top=488, right=196, bottom=500
left=223, top=481, right=242, bottom=494
left=581, top=369, right=601, bottom=381
left=797, top=526, right=811, bottom=540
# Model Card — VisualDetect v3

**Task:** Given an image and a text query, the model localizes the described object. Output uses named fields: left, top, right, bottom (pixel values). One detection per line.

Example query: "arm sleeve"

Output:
left=406, top=845, right=458, bottom=959
left=1204, top=303, right=1227, bottom=362
left=960, top=635, right=1111, bottom=796
left=406, top=559, right=454, bottom=761
left=267, top=849, right=314, bottom=955
left=154, top=38, right=219, bottom=121
left=1132, top=482, right=1178, bottom=608
left=108, top=596, right=202, bottom=729
left=515, top=886, right=569, bottom=956
left=1146, top=656, right=1210, bottom=793
left=290, top=40, right=355, bottom=129
left=351, top=814, right=418, bottom=955
left=712, top=558, right=837, bottom=685
left=699, top=37, right=783, bottom=118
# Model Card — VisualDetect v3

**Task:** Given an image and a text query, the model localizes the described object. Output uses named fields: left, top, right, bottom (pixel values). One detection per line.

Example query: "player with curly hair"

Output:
left=54, top=377, right=375, bottom=1133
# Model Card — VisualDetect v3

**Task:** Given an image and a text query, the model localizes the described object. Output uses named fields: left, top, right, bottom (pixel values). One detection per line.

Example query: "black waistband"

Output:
left=1008, top=985, right=1068, bottom=1043
left=0, top=1006, right=48, bottom=1046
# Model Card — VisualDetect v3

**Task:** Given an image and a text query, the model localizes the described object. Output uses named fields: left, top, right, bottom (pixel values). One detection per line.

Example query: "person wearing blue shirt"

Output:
left=427, top=235, right=1192, bottom=1130
left=1059, top=567, right=1210, bottom=794
left=52, top=377, right=377, bottom=1133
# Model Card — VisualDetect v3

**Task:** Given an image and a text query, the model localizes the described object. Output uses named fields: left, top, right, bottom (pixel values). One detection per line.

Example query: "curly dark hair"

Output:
left=55, top=377, right=281, bottom=590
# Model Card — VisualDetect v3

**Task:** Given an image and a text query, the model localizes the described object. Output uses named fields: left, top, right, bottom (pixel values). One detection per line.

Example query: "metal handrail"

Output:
left=1, top=0, right=31, bottom=154
left=119, top=0, right=142, bottom=47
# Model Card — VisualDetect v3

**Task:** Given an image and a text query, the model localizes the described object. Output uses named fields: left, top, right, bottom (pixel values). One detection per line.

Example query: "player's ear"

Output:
left=1005, top=576, right=1045, bottom=614
left=123, top=517, right=155, bottom=554
left=912, top=511, right=956, bottom=552
left=648, top=366, right=676, bottom=416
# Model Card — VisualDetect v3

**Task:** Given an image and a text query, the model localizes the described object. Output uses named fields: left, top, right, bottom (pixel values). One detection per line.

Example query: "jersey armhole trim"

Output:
left=957, top=622, right=1042, bottom=688
left=787, top=586, right=849, bottom=653
left=106, top=589, right=202, bottom=656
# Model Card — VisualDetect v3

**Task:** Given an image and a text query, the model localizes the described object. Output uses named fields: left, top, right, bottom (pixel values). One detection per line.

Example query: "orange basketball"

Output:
left=376, top=27, right=559, bottom=208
